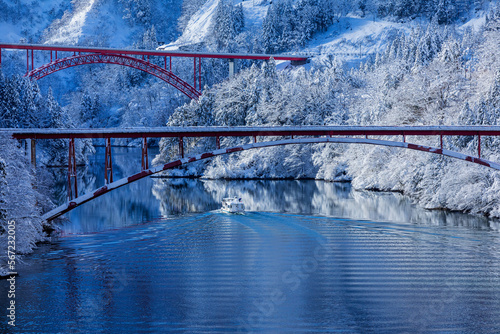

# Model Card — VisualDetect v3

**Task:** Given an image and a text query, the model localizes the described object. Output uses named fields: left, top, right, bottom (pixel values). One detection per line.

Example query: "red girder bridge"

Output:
left=4, top=125, right=500, bottom=222
left=0, top=43, right=309, bottom=99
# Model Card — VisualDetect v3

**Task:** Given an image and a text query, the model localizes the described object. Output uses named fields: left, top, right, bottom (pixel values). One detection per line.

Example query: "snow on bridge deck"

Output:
left=0, top=43, right=309, bottom=61
left=5, top=125, right=500, bottom=140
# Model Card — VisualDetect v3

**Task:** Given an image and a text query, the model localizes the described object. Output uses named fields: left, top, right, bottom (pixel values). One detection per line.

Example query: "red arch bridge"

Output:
left=0, top=43, right=308, bottom=99
left=4, top=125, right=500, bottom=221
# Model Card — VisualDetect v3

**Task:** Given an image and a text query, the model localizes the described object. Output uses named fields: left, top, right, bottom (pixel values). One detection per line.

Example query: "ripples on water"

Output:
left=2, top=148, right=500, bottom=333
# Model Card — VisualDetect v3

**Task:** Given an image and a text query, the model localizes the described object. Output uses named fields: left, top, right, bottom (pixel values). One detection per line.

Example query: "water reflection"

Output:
left=59, top=147, right=499, bottom=234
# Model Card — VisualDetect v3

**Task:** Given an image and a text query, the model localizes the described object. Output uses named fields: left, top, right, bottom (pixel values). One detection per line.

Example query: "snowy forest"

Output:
left=1, top=0, right=500, bottom=262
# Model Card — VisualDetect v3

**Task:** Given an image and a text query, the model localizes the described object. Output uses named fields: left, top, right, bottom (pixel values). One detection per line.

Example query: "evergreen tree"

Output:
left=211, top=1, right=245, bottom=51
left=359, top=0, right=367, bottom=17
left=80, top=93, right=101, bottom=128
left=46, top=88, right=67, bottom=128
left=142, top=25, right=158, bottom=50
left=474, top=0, right=483, bottom=12
left=4, top=76, right=23, bottom=128
left=19, top=79, right=42, bottom=128
left=262, top=5, right=282, bottom=53
left=0, top=73, right=11, bottom=128
left=435, top=0, right=458, bottom=24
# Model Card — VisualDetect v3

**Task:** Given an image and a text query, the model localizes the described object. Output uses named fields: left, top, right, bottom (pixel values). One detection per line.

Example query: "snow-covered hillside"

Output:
left=0, top=0, right=69, bottom=43
left=0, top=0, right=181, bottom=46
left=161, top=0, right=491, bottom=67
left=161, top=0, right=269, bottom=50
left=161, top=0, right=220, bottom=50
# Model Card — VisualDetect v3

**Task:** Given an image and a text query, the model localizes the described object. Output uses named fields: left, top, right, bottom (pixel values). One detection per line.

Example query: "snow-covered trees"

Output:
left=79, top=93, right=102, bottom=128
left=154, top=58, right=355, bottom=178
left=150, top=12, right=500, bottom=216
left=360, top=0, right=475, bottom=22
left=210, top=0, right=245, bottom=51
left=0, top=76, right=72, bottom=130
left=262, top=0, right=336, bottom=53
left=0, top=134, right=50, bottom=269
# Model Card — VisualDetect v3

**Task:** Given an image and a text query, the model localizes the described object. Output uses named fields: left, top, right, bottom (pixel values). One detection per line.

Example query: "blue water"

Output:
left=2, top=148, right=500, bottom=333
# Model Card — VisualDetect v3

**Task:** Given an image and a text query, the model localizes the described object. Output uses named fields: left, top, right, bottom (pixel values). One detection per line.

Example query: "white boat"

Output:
left=221, top=197, right=245, bottom=213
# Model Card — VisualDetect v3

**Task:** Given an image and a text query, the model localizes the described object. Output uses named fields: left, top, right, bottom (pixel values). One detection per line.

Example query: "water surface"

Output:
left=2, top=148, right=500, bottom=333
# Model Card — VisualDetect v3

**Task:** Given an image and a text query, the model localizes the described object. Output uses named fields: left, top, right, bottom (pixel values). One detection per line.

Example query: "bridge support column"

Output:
left=229, top=59, right=235, bottom=77
left=179, top=137, right=184, bottom=158
left=141, top=137, right=149, bottom=171
left=67, top=138, right=78, bottom=201
left=105, top=138, right=113, bottom=184
left=478, top=135, right=481, bottom=158
left=30, top=139, right=36, bottom=168
left=216, top=136, right=220, bottom=150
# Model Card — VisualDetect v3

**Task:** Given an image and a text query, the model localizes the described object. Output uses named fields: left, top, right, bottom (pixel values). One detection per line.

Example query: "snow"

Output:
left=7, top=125, right=500, bottom=137
left=42, top=0, right=137, bottom=47
left=0, top=0, right=68, bottom=43
left=302, top=16, right=409, bottom=62
left=0, top=22, right=24, bottom=43
left=459, top=15, right=487, bottom=32
left=160, top=0, right=270, bottom=51
left=45, top=0, right=97, bottom=45
left=239, top=0, right=269, bottom=31
left=160, top=0, right=221, bottom=50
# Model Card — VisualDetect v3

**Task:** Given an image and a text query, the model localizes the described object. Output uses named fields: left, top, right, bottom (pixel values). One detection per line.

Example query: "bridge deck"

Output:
left=4, top=126, right=500, bottom=139
left=0, top=43, right=309, bottom=61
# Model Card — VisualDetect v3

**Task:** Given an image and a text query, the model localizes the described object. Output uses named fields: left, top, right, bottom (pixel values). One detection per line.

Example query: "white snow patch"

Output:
left=160, top=0, right=270, bottom=51
left=239, top=0, right=269, bottom=31
left=459, top=15, right=486, bottom=32
left=45, top=0, right=97, bottom=44
left=304, top=16, right=408, bottom=59
left=160, top=0, right=221, bottom=50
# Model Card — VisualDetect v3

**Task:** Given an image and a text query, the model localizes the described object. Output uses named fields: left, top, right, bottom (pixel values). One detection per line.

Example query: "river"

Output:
left=2, top=147, right=500, bottom=333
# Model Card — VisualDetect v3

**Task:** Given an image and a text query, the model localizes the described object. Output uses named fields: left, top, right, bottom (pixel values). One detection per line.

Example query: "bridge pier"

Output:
left=478, top=135, right=481, bottom=158
left=141, top=137, right=149, bottom=170
left=67, top=138, right=78, bottom=200
left=229, top=59, right=235, bottom=77
left=30, top=139, right=36, bottom=168
left=26, top=139, right=36, bottom=168
left=105, top=138, right=113, bottom=184
left=179, top=137, right=184, bottom=158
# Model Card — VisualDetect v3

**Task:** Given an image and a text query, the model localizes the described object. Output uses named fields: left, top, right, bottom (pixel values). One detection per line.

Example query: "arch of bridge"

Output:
left=26, top=53, right=201, bottom=99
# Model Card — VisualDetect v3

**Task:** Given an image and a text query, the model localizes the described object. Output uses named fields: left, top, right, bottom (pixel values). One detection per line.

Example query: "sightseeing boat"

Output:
left=221, top=197, right=245, bottom=213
